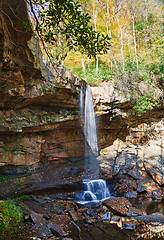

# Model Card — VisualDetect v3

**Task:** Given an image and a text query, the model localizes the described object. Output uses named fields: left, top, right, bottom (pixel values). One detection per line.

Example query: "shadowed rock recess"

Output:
left=0, top=0, right=164, bottom=201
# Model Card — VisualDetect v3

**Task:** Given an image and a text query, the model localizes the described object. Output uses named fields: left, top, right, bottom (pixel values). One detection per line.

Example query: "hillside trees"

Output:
left=28, top=0, right=110, bottom=65
left=28, top=0, right=163, bottom=113
left=63, top=0, right=163, bottom=113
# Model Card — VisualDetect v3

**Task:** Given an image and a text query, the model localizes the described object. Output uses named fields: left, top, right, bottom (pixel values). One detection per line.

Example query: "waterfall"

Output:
left=78, top=84, right=111, bottom=203
left=81, top=179, right=110, bottom=202
left=80, top=84, right=99, bottom=179
left=84, top=85, right=99, bottom=157
left=80, top=83, right=84, bottom=118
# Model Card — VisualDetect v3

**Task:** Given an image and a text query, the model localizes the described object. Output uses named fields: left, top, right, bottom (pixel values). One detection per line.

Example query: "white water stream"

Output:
left=78, top=84, right=111, bottom=203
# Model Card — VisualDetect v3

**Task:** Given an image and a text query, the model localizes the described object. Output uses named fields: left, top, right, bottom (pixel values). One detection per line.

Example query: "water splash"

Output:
left=78, top=179, right=111, bottom=204
left=80, top=82, right=84, bottom=118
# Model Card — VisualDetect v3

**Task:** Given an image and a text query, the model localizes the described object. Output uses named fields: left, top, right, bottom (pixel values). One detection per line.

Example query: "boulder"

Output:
left=124, top=191, right=138, bottom=199
left=144, top=157, right=164, bottom=186
left=47, top=222, right=67, bottom=237
left=134, top=212, right=164, bottom=223
left=33, top=223, right=53, bottom=239
left=30, top=212, right=46, bottom=225
left=100, top=212, right=111, bottom=221
left=122, top=222, right=137, bottom=230
left=103, top=197, right=142, bottom=217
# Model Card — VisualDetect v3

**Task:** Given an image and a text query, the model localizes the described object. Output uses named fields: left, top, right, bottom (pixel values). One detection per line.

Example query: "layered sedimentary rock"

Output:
left=0, top=0, right=85, bottom=197
left=93, top=83, right=164, bottom=197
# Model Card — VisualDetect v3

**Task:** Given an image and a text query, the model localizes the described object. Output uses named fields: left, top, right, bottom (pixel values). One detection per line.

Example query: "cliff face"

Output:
left=0, top=0, right=85, bottom=197
left=92, top=83, right=164, bottom=198
left=0, top=0, right=163, bottom=198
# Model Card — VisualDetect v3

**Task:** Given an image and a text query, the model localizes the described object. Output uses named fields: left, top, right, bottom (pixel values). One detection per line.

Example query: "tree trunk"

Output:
left=106, top=0, right=119, bottom=74
left=82, top=57, right=86, bottom=71
left=61, top=34, right=64, bottom=66
left=93, top=0, right=98, bottom=72
left=118, top=19, right=125, bottom=72
left=132, top=15, right=138, bottom=69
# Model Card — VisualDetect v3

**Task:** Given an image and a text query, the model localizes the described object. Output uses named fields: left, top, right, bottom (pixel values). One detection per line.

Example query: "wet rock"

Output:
left=62, top=238, right=73, bottom=240
left=43, top=196, right=52, bottom=202
left=70, top=220, right=132, bottom=240
left=76, top=201, right=102, bottom=208
left=137, top=183, right=147, bottom=193
left=127, top=170, right=142, bottom=180
left=100, top=160, right=120, bottom=179
left=152, top=189, right=163, bottom=201
left=47, top=222, right=67, bottom=237
left=122, top=222, right=137, bottom=230
left=86, top=208, right=97, bottom=217
left=102, top=206, right=108, bottom=211
left=19, top=202, right=32, bottom=215
left=69, top=211, right=79, bottom=222
left=112, top=217, right=120, bottom=222
left=33, top=223, right=53, bottom=239
left=31, top=195, right=46, bottom=204
left=31, top=238, right=41, bottom=240
left=100, top=212, right=111, bottom=221
left=144, top=156, right=164, bottom=186
left=124, top=191, right=138, bottom=198
left=103, top=197, right=142, bottom=217
left=43, top=214, right=50, bottom=220
left=134, top=212, right=164, bottom=223
left=50, top=207, right=63, bottom=214
left=30, top=212, right=46, bottom=225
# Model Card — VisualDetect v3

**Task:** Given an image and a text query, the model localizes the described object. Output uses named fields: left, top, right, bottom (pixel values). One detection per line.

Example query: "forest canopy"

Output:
left=28, top=0, right=164, bottom=114
left=29, top=0, right=111, bottom=62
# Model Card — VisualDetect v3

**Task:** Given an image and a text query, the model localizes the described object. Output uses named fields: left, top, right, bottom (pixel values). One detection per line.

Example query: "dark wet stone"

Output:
left=127, top=170, right=142, bottom=180
left=31, top=223, right=52, bottom=238
left=83, top=192, right=93, bottom=201
left=103, top=197, right=142, bottom=217
left=101, top=212, right=111, bottom=221
left=30, top=212, right=45, bottom=224
left=43, top=196, right=52, bottom=202
left=86, top=208, right=97, bottom=217
left=134, top=212, right=164, bottom=223
left=122, top=222, right=137, bottom=230
left=76, top=201, right=102, bottom=208
left=124, top=191, right=138, bottom=198
left=31, top=195, right=46, bottom=204
left=69, top=210, right=79, bottom=222
left=35, top=223, right=53, bottom=239
left=43, top=214, right=50, bottom=220
left=112, top=217, right=120, bottom=222
left=137, top=183, right=147, bottom=193
left=152, top=189, right=162, bottom=201
left=69, top=221, right=132, bottom=240
left=50, top=207, right=63, bottom=214
left=86, top=219, right=94, bottom=224
left=47, top=222, right=67, bottom=237
left=62, top=238, right=73, bottom=240
left=122, top=169, right=127, bottom=174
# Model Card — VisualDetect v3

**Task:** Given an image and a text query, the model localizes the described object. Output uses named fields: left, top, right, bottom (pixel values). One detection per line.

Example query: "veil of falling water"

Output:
left=79, top=84, right=111, bottom=203
left=81, top=84, right=99, bottom=179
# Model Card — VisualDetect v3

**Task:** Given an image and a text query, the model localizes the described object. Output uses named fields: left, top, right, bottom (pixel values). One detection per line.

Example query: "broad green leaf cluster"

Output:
left=31, top=0, right=110, bottom=61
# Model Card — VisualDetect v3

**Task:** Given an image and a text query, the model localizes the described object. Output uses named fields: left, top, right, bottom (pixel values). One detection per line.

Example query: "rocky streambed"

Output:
left=5, top=182, right=163, bottom=240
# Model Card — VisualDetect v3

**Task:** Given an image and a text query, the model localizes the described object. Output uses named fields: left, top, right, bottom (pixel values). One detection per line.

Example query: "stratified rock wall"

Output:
left=0, top=0, right=86, bottom=197
left=94, top=83, right=164, bottom=198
